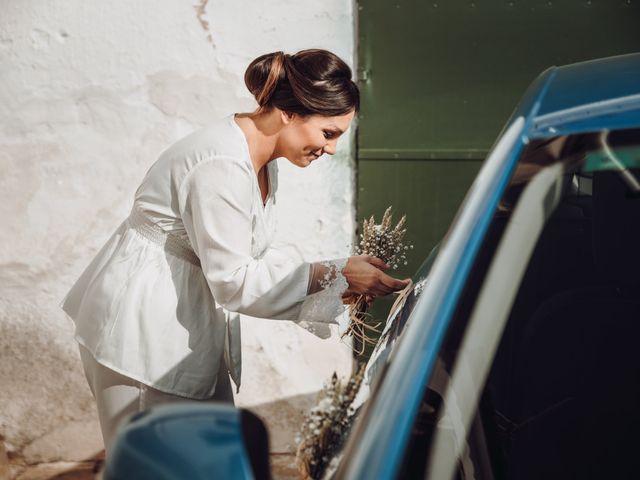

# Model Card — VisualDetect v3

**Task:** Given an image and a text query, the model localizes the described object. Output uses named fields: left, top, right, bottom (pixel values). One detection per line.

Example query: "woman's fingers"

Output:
left=366, top=255, right=390, bottom=271
left=343, top=255, right=408, bottom=298
left=378, top=272, right=410, bottom=292
left=365, top=279, right=407, bottom=299
left=364, top=263, right=409, bottom=296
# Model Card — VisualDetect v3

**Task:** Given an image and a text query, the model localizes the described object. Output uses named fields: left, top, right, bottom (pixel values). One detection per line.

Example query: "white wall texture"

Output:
left=0, top=0, right=356, bottom=468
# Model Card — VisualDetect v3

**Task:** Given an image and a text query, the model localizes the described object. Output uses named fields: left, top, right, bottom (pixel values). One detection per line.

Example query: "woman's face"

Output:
left=277, top=110, right=355, bottom=167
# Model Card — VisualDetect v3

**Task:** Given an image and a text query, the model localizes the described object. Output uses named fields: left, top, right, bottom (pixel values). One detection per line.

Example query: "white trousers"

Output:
left=78, top=343, right=235, bottom=454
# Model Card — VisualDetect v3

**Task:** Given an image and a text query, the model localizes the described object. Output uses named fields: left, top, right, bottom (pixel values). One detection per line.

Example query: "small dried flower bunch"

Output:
left=356, top=206, right=410, bottom=269
left=296, top=365, right=366, bottom=480
left=344, top=207, right=411, bottom=354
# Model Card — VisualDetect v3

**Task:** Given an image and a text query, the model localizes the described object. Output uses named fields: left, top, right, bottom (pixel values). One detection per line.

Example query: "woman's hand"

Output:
left=342, top=255, right=410, bottom=299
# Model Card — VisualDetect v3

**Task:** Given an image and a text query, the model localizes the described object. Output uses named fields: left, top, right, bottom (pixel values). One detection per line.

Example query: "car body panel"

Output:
left=536, top=53, right=640, bottom=118
left=530, top=54, right=640, bottom=137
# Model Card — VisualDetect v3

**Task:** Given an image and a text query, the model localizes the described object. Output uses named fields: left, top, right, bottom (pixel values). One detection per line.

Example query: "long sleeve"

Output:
left=297, top=258, right=350, bottom=338
left=178, top=155, right=312, bottom=320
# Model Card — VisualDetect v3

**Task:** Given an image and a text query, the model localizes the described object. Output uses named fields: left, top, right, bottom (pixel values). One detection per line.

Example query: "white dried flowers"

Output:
left=343, top=207, right=411, bottom=354
left=296, top=364, right=366, bottom=480
left=356, top=206, right=410, bottom=269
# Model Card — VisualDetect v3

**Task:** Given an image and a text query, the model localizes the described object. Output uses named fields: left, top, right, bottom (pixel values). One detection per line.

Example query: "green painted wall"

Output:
left=356, top=0, right=640, bottom=355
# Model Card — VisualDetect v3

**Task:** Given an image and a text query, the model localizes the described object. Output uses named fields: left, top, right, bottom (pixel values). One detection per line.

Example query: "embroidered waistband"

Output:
left=127, top=206, right=201, bottom=267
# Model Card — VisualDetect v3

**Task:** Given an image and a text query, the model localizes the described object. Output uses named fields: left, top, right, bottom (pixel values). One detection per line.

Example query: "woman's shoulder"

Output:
left=134, top=114, right=253, bottom=209
left=160, top=114, right=249, bottom=171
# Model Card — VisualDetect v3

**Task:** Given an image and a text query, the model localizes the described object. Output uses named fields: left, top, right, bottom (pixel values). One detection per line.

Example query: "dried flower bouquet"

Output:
left=342, top=207, right=411, bottom=354
left=296, top=364, right=366, bottom=480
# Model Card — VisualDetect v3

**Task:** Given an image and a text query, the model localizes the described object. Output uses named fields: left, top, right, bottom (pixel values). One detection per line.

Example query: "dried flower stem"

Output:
left=342, top=207, right=411, bottom=354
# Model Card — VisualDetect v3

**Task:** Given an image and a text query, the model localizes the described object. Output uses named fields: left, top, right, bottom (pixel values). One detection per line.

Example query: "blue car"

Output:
left=105, top=53, right=640, bottom=480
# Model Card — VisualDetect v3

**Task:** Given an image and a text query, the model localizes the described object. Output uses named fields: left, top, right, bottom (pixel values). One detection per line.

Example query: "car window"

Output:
left=398, top=128, right=640, bottom=480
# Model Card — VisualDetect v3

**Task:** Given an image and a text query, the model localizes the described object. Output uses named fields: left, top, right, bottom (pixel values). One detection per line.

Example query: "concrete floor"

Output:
left=8, top=452, right=299, bottom=479
left=2, top=387, right=321, bottom=479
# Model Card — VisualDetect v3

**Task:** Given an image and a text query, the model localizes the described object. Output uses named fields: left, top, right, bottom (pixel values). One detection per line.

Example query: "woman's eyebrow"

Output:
left=327, top=124, right=344, bottom=134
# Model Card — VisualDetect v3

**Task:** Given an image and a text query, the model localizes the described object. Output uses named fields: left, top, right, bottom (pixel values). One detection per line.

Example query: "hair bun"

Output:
left=244, top=51, right=287, bottom=107
left=244, top=49, right=359, bottom=116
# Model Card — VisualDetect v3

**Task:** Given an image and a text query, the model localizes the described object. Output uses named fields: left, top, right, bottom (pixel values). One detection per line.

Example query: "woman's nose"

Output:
left=323, top=142, right=336, bottom=155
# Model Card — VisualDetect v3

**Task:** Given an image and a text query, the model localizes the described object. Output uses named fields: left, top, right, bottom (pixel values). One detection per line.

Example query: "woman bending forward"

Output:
left=61, top=48, right=409, bottom=452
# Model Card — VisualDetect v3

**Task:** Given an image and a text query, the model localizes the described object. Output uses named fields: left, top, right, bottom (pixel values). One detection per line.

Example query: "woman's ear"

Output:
left=279, top=109, right=295, bottom=125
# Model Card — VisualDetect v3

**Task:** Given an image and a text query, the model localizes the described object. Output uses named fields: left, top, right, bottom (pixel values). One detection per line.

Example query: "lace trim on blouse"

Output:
left=298, top=258, right=349, bottom=334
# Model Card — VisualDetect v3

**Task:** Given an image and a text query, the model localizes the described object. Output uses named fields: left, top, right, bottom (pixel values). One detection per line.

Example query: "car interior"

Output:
left=396, top=128, right=640, bottom=480
left=480, top=128, right=640, bottom=480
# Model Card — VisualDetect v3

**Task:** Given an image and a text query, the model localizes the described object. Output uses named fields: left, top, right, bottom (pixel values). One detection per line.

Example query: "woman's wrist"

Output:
left=307, top=258, right=348, bottom=295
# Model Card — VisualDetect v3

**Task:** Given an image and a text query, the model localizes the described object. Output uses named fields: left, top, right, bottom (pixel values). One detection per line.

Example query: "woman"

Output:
left=61, top=48, right=409, bottom=451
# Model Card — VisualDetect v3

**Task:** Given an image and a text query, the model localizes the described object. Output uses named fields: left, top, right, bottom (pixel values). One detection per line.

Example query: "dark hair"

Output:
left=244, top=49, right=360, bottom=116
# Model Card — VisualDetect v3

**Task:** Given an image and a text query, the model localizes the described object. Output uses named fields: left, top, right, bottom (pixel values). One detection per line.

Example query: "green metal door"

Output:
left=356, top=0, right=640, bottom=355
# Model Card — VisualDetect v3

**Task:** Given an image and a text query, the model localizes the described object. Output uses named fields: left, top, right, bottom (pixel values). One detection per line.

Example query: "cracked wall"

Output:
left=0, top=0, right=356, bottom=465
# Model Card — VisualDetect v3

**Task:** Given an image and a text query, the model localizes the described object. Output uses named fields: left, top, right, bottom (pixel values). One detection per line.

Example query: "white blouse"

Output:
left=61, top=114, right=348, bottom=399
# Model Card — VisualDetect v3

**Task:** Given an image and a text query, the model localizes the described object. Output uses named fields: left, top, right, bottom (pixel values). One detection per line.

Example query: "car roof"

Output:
left=540, top=53, right=640, bottom=116
left=512, top=53, right=640, bottom=138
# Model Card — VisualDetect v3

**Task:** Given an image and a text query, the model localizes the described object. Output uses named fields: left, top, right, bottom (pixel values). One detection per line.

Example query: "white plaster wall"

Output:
left=0, top=0, right=356, bottom=464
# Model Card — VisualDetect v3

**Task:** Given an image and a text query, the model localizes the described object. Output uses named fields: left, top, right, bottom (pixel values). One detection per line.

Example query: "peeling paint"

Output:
left=193, top=0, right=214, bottom=45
